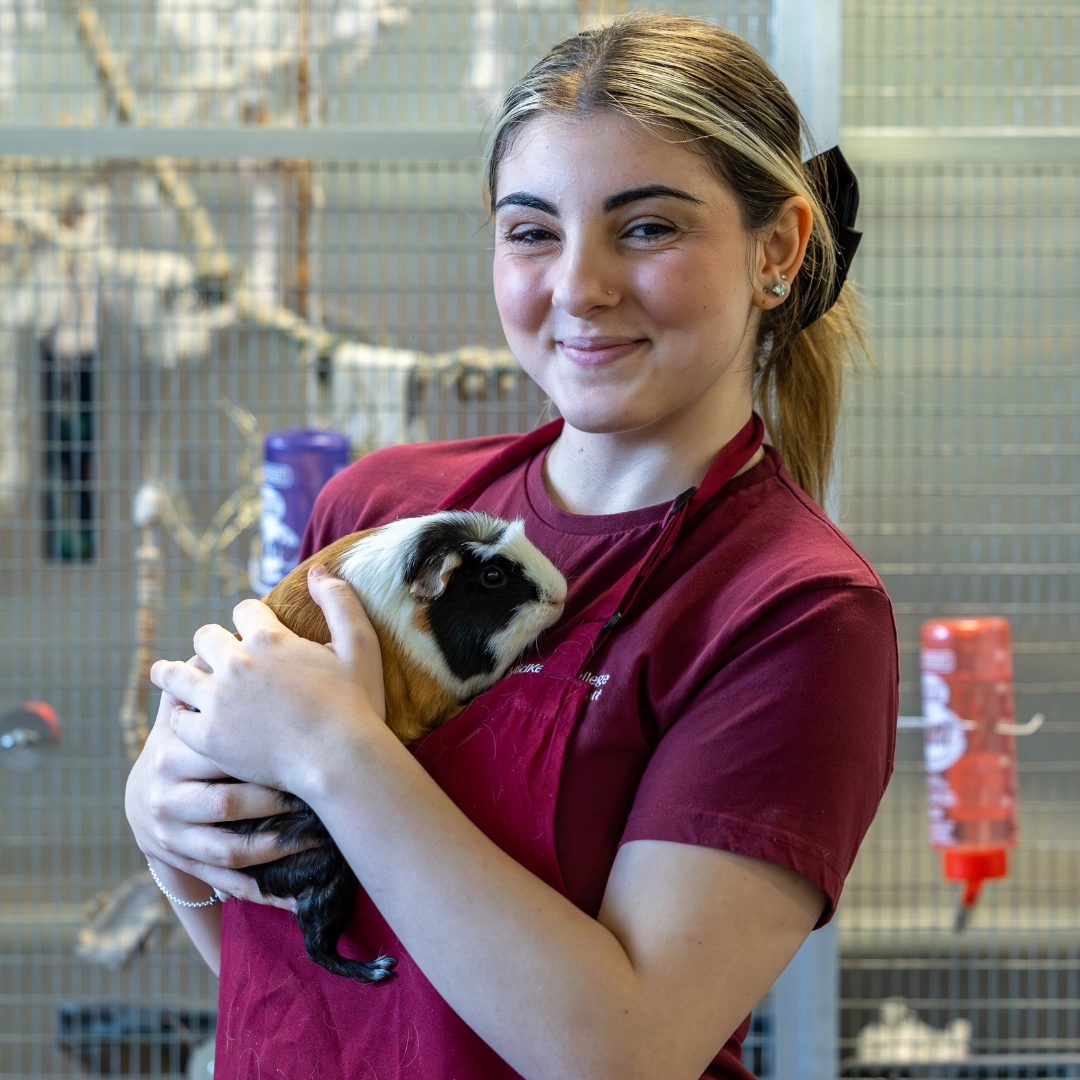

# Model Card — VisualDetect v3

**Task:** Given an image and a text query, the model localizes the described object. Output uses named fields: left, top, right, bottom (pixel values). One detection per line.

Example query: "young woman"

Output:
left=126, top=14, right=897, bottom=1079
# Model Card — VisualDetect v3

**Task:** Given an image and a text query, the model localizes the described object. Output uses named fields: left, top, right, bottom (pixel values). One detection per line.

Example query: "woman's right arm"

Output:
left=124, top=671, right=301, bottom=976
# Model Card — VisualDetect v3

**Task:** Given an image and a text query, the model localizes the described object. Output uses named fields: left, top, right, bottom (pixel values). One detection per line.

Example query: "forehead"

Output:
left=495, top=111, right=734, bottom=212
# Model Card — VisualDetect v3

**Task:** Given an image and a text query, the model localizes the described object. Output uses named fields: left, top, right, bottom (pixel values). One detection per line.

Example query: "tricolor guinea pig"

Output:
left=224, top=510, right=567, bottom=984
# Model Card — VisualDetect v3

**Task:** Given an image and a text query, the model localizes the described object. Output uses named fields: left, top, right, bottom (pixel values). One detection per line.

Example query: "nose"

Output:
left=550, top=237, right=620, bottom=317
left=546, top=585, right=567, bottom=608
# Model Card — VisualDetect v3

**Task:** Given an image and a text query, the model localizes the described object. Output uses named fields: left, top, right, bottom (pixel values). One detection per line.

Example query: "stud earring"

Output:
left=767, top=281, right=787, bottom=298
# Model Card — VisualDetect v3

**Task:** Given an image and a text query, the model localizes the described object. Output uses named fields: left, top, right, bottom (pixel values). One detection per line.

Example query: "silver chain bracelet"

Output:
left=147, top=862, right=221, bottom=909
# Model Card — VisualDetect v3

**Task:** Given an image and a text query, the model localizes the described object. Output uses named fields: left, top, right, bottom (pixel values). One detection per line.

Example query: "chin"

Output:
left=521, top=355, right=684, bottom=434
left=548, top=393, right=665, bottom=435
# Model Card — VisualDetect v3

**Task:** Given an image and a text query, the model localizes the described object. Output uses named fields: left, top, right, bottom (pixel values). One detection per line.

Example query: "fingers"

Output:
left=151, top=655, right=211, bottom=717
left=194, top=779, right=296, bottom=824
left=145, top=801, right=318, bottom=876
left=142, top=720, right=233, bottom=784
left=183, top=866, right=298, bottom=912
left=184, top=823, right=286, bottom=871
left=191, top=622, right=243, bottom=670
left=230, top=597, right=287, bottom=642
left=135, top=777, right=319, bottom=883
left=132, top=773, right=286, bottom=872
left=130, top=695, right=316, bottom=917
left=150, top=658, right=211, bottom=710
left=306, top=565, right=379, bottom=665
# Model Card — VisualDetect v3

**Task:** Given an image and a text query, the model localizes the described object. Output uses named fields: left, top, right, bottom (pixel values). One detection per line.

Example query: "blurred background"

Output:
left=0, top=0, right=1077, bottom=1076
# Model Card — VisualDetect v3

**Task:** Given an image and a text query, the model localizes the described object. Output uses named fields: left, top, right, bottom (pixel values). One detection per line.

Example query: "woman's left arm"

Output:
left=151, top=570, right=824, bottom=1080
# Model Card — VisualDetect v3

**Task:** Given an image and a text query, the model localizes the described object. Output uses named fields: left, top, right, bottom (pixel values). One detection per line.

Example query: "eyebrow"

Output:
left=494, top=184, right=703, bottom=218
left=603, top=185, right=703, bottom=211
left=494, top=192, right=559, bottom=215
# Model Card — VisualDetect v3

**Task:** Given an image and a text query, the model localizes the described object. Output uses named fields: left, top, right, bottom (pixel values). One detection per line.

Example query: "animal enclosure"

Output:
left=0, top=0, right=1077, bottom=1075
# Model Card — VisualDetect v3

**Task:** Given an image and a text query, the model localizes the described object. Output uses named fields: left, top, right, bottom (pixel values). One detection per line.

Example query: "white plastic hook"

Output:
left=995, top=712, right=1044, bottom=737
left=896, top=716, right=929, bottom=729
left=896, top=713, right=1044, bottom=736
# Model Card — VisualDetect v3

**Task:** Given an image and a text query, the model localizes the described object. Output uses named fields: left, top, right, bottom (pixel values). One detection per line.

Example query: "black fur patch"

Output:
left=425, top=551, right=541, bottom=682
left=403, top=518, right=542, bottom=684
left=226, top=792, right=397, bottom=984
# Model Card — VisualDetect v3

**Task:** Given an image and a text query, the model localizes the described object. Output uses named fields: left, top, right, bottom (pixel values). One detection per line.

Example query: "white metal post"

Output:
left=767, top=4, right=843, bottom=1078
left=771, top=918, right=839, bottom=1080
left=768, top=0, right=843, bottom=151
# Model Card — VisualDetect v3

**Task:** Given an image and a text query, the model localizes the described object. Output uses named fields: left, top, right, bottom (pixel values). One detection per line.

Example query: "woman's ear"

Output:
left=753, top=196, right=813, bottom=310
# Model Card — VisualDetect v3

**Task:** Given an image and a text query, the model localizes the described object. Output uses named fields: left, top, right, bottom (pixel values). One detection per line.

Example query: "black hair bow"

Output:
left=807, top=144, right=862, bottom=320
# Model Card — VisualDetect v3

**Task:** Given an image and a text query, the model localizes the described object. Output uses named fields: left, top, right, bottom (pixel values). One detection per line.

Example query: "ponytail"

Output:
left=756, top=285, right=866, bottom=507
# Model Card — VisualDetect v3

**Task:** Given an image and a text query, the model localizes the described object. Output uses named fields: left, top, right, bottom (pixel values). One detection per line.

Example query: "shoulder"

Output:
left=643, top=448, right=896, bottom=704
left=700, top=449, right=888, bottom=623
left=302, top=434, right=519, bottom=554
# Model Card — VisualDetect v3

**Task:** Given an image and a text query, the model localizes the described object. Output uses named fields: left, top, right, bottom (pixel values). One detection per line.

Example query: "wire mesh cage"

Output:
left=0, top=0, right=1078, bottom=1077
left=839, top=1, right=1080, bottom=1074
left=0, top=156, right=552, bottom=1074
left=0, top=0, right=770, bottom=126
left=0, top=1, right=773, bottom=1075
left=844, top=2, right=1080, bottom=128
left=840, top=159, right=1080, bottom=1074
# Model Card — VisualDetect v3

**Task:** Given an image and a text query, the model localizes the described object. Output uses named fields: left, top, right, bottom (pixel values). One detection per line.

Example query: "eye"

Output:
left=506, top=226, right=559, bottom=246
left=624, top=220, right=677, bottom=243
left=481, top=565, right=507, bottom=588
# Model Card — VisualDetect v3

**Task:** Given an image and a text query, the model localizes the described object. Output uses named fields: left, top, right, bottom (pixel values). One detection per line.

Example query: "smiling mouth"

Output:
left=556, top=338, right=648, bottom=367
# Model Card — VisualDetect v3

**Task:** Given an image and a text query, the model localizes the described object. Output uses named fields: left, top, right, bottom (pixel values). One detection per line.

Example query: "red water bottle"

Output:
left=921, top=618, right=1019, bottom=929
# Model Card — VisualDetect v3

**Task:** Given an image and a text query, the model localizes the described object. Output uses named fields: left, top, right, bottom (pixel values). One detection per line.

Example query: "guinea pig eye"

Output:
left=481, top=565, right=506, bottom=588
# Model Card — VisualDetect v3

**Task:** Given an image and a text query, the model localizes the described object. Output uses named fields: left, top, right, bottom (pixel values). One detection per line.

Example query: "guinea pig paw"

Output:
left=367, top=955, right=398, bottom=980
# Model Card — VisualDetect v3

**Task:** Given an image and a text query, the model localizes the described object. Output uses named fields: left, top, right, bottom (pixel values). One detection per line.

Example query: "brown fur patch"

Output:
left=378, top=633, right=463, bottom=743
left=411, top=605, right=431, bottom=636
left=262, top=529, right=462, bottom=744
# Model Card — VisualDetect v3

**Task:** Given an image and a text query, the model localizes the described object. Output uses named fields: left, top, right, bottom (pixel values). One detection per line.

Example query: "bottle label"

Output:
left=922, top=672, right=968, bottom=773
left=259, top=483, right=302, bottom=588
left=262, top=461, right=294, bottom=489
left=921, top=647, right=957, bottom=674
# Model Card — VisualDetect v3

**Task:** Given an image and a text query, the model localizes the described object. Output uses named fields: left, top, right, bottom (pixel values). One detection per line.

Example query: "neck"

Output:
left=543, top=378, right=763, bottom=516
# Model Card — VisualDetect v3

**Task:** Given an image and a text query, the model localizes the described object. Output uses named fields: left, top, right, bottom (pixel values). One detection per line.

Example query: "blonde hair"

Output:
left=484, top=12, right=866, bottom=505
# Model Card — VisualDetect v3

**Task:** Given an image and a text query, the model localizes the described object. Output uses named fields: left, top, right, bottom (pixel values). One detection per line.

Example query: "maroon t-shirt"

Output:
left=292, top=435, right=897, bottom=1075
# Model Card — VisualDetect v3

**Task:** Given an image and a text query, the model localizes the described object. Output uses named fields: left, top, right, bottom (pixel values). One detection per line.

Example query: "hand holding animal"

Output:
left=223, top=511, right=567, bottom=983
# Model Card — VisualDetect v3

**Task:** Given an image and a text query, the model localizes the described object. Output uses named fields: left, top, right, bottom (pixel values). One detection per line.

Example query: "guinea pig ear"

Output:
left=408, top=550, right=462, bottom=602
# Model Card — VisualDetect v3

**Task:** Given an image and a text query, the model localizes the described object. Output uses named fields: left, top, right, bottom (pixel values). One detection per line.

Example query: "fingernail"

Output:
left=309, top=564, right=327, bottom=578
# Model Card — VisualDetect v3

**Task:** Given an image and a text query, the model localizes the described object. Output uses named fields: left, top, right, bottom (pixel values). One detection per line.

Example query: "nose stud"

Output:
left=606, top=290, right=614, bottom=297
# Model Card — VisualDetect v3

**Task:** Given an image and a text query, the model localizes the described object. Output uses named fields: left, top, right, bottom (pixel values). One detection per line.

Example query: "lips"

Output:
left=556, top=337, right=647, bottom=368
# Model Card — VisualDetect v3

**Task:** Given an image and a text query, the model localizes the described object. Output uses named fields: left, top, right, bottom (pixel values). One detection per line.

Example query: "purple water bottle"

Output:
left=254, top=430, right=350, bottom=593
